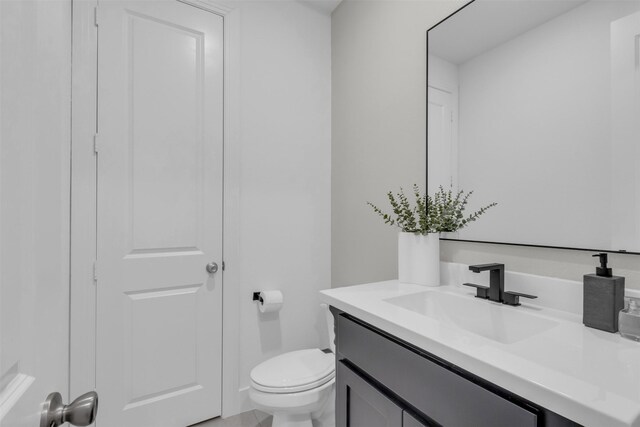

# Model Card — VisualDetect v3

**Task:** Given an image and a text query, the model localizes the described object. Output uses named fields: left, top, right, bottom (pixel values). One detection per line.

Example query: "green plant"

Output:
left=367, top=185, right=497, bottom=234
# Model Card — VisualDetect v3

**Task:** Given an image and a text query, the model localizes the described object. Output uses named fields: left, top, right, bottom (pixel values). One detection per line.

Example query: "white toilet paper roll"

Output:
left=258, top=290, right=284, bottom=313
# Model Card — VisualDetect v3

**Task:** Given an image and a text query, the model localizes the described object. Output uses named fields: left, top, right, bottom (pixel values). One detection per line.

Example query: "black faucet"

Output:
left=463, top=263, right=537, bottom=306
left=466, top=263, right=504, bottom=302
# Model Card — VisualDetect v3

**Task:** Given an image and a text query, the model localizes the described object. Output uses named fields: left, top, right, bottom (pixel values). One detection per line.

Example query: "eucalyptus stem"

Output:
left=367, top=185, right=497, bottom=234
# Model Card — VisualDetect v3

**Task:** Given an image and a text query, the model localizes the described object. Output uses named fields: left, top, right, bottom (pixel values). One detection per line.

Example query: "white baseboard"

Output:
left=238, top=386, right=254, bottom=414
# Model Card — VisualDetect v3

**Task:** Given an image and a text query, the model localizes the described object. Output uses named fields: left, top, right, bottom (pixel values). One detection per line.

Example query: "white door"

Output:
left=610, top=10, right=640, bottom=251
left=427, top=86, right=457, bottom=194
left=96, top=2, right=224, bottom=426
left=0, top=1, right=75, bottom=426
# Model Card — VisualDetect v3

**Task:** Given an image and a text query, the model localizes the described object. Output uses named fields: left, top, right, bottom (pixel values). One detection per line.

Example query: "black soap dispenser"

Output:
left=583, top=253, right=625, bottom=332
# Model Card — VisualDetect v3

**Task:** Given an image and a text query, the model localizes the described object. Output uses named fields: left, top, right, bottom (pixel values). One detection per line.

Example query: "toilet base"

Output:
left=311, top=395, right=335, bottom=427
left=267, top=388, right=335, bottom=427
left=250, top=380, right=335, bottom=427
left=272, top=412, right=313, bottom=427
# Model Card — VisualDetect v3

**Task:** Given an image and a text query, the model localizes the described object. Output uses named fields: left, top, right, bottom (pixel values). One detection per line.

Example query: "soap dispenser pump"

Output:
left=583, top=253, right=625, bottom=333
left=593, top=253, right=612, bottom=277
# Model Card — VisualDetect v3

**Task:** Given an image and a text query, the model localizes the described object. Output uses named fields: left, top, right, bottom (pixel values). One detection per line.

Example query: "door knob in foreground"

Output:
left=206, top=261, right=219, bottom=274
left=41, top=391, right=98, bottom=427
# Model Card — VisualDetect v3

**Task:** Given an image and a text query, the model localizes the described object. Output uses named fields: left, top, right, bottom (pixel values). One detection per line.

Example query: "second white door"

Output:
left=427, top=86, right=456, bottom=194
left=96, top=1, right=223, bottom=426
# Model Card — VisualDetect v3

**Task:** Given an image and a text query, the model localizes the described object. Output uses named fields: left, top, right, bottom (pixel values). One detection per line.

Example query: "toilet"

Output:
left=249, top=304, right=336, bottom=427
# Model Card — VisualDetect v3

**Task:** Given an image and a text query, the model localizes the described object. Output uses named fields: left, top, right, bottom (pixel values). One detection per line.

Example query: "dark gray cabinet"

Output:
left=403, top=412, right=429, bottom=427
left=333, top=309, right=581, bottom=427
left=337, top=361, right=403, bottom=427
left=337, top=361, right=430, bottom=427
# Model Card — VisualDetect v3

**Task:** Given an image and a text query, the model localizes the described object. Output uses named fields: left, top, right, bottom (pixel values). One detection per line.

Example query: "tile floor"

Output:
left=190, top=410, right=272, bottom=427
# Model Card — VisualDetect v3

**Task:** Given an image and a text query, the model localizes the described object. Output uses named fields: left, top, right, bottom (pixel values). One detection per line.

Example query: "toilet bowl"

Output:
left=249, top=305, right=336, bottom=427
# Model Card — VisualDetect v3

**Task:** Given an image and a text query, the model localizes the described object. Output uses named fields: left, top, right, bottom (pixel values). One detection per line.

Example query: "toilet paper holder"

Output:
left=252, top=292, right=263, bottom=303
left=252, top=290, right=284, bottom=313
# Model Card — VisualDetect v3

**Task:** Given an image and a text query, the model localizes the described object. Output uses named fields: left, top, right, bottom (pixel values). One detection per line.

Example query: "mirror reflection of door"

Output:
left=427, top=86, right=457, bottom=196
left=611, top=10, right=640, bottom=250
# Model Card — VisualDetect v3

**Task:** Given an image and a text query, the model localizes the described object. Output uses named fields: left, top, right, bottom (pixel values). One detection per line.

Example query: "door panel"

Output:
left=127, top=12, right=204, bottom=252
left=96, top=2, right=223, bottom=426
left=403, top=412, right=431, bottom=427
left=0, top=1, right=71, bottom=425
left=336, top=362, right=403, bottom=427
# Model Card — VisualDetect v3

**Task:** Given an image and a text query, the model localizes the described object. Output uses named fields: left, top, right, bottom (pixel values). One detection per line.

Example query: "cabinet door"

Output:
left=403, top=411, right=431, bottom=427
left=337, top=361, right=403, bottom=427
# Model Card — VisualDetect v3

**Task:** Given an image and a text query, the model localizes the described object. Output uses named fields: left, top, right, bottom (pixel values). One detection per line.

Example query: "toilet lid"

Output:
left=250, top=349, right=335, bottom=393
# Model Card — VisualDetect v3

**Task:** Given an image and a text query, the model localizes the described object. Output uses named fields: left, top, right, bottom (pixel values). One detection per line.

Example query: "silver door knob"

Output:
left=41, top=391, right=98, bottom=427
left=206, top=262, right=218, bottom=274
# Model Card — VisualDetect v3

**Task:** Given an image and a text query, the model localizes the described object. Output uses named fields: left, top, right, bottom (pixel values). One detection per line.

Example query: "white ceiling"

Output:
left=429, top=0, right=587, bottom=64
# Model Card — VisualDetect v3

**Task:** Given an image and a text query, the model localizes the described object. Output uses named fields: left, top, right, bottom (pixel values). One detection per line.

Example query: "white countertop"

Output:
left=320, top=281, right=640, bottom=427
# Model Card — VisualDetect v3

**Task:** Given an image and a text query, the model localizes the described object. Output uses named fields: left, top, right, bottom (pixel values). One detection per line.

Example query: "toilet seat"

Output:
left=250, top=349, right=335, bottom=394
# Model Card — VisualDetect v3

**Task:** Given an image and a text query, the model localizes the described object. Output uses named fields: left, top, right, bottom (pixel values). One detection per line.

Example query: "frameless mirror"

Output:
left=427, top=0, right=640, bottom=253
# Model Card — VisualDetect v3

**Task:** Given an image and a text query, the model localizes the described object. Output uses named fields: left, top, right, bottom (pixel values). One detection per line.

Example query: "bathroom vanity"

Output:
left=321, top=280, right=640, bottom=427
left=332, top=310, right=573, bottom=426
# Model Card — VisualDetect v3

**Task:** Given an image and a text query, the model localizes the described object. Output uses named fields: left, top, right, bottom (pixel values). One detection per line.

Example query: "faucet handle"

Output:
left=503, top=291, right=537, bottom=306
left=462, top=283, right=490, bottom=299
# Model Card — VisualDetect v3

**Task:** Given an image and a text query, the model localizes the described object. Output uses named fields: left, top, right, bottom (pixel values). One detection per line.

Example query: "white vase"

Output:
left=397, top=232, right=440, bottom=286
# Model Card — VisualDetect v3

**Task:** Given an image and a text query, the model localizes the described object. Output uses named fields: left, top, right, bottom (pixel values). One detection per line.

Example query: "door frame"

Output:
left=69, top=0, right=243, bottom=418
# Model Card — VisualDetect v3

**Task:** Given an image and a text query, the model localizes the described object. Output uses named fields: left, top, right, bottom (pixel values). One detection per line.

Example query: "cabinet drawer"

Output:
left=337, top=314, right=538, bottom=427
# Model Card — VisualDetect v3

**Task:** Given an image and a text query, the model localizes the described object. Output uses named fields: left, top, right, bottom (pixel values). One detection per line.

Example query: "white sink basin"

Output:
left=385, top=290, right=559, bottom=344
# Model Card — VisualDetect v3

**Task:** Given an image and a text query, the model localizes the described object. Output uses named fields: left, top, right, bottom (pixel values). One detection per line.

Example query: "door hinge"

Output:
left=93, top=134, right=99, bottom=155
left=222, top=261, right=225, bottom=271
left=94, top=6, right=100, bottom=27
left=93, top=262, right=98, bottom=283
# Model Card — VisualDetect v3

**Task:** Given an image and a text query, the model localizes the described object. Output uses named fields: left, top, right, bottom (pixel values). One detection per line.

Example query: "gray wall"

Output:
left=331, top=0, right=640, bottom=289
